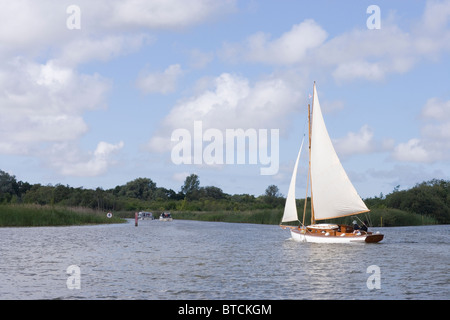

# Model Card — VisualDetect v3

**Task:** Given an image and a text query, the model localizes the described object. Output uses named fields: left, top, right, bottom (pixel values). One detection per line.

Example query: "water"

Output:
left=0, top=220, right=449, bottom=300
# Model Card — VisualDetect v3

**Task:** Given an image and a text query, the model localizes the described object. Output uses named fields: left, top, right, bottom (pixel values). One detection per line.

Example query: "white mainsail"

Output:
left=310, top=84, right=369, bottom=220
left=281, top=135, right=305, bottom=223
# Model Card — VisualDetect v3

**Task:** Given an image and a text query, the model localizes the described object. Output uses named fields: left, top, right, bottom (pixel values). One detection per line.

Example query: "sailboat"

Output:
left=280, top=82, right=384, bottom=243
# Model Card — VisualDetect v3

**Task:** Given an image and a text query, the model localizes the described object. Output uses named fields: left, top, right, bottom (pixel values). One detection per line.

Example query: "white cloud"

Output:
left=245, top=19, right=327, bottom=64
left=420, top=0, right=450, bottom=34
left=0, top=0, right=236, bottom=57
left=172, top=172, right=190, bottom=182
left=147, top=72, right=304, bottom=153
left=107, top=0, right=236, bottom=29
left=321, top=2, right=450, bottom=81
left=333, top=125, right=395, bottom=158
left=314, top=23, right=419, bottom=82
left=0, top=1, right=66, bottom=58
left=332, top=60, right=385, bottom=82
left=221, top=19, right=327, bottom=65
left=58, top=34, right=152, bottom=67
left=421, top=98, right=450, bottom=144
left=368, top=164, right=447, bottom=191
left=0, top=0, right=235, bottom=177
left=392, top=97, right=450, bottom=163
left=421, top=97, right=450, bottom=121
left=320, top=99, right=345, bottom=114
left=392, top=139, right=433, bottom=163
left=333, top=125, right=375, bottom=157
left=0, top=50, right=123, bottom=178
left=0, top=58, right=110, bottom=155
left=220, top=18, right=416, bottom=81
left=136, top=64, right=184, bottom=94
left=2, top=0, right=450, bottom=182
left=220, top=1, right=450, bottom=82
left=189, top=49, right=214, bottom=69
left=48, top=141, right=124, bottom=177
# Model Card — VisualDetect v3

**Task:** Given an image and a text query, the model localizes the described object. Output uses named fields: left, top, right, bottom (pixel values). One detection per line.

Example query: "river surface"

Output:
left=0, top=220, right=448, bottom=300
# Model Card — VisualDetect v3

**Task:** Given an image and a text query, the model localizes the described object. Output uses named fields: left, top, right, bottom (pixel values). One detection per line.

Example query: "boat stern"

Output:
left=364, top=233, right=384, bottom=243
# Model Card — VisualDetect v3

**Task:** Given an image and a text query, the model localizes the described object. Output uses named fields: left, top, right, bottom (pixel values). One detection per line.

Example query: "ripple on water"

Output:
left=0, top=222, right=449, bottom=299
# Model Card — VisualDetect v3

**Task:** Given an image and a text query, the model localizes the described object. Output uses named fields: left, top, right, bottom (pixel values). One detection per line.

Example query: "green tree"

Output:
left=264, top=185, right=283, bottom=207
left=385, top=179, right=450, bottom=224
left=0, top=170, right=18, bottom=203
left=120, top=178, right=157, bottom=200
left=265, top=185, right=281, bottom=198
left=181, top=174, right=200, bottom=200
left=203, top=186, right=226, bottom=200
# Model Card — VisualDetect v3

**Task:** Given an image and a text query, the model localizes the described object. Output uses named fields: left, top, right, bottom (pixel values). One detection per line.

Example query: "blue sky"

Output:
left=1, top=0, right=450, bottom=199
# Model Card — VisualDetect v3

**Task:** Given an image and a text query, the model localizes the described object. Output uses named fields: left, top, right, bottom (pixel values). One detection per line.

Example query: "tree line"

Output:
left=364, top=179, right=450, bottom=224
left=0, top=170, right=285, bottom=212
left=1, top=169, right=449, bottom=224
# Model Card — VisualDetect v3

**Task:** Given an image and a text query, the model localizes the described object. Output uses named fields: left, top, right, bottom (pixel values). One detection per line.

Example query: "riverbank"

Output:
left=0, top=204, right=438, bottom=227
left=0, top=204, right=126, bottom=227
left=171, top=207, right=438, bottom=227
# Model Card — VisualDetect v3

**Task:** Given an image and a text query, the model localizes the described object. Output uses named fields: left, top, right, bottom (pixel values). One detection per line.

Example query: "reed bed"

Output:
left=0, top=204, right=126, bottom=227
left=172, top=207, right=438, bottom=227
left=0, top=204, right=437, bottom=227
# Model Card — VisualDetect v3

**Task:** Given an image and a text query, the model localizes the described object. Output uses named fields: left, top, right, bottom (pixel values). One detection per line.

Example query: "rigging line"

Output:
left=353, top=215, right=369, bottom=228
left=302, top=112, right=309, bottom=136
left=364, top=211, right=373, bottom=227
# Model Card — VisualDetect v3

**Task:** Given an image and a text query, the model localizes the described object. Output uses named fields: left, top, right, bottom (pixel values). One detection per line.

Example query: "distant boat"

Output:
left=138, top=211, right=155, bottom=220
left=159, top=212, right=173, bottom=222
left=280, top=82, right=384, bottom=243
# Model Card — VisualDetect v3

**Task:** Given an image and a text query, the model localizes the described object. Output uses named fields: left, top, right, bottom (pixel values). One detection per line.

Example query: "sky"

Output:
left=1, top=0, right=450, bottom=199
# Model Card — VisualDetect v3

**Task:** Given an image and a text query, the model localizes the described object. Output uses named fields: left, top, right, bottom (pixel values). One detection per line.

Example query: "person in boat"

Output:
left=352, top=220, right=360, bottom=231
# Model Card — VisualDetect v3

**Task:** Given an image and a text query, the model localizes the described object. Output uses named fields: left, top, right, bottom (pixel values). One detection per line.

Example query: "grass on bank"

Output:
left=0, top=204, right=439, bottom=227
left=0, top=204, right=126, bottom=227
left=171, top=207, right=439, bottom=227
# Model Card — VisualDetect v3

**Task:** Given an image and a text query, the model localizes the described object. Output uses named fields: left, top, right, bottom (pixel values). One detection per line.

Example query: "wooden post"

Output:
left=135, top=212, right=138, bottom=227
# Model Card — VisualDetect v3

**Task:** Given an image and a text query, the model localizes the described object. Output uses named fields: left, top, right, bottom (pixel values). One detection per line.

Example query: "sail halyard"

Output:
left=310, top=82, right=369, bottom=221
left=309, top=92, right=315, bottom=225
left=298, top=103, right=314, bottom=227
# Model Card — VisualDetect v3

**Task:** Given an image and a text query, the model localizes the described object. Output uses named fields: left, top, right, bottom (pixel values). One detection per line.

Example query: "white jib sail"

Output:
left=281, top=134, right=305, bottom=223
left=310, top=84, right=369, bottom=220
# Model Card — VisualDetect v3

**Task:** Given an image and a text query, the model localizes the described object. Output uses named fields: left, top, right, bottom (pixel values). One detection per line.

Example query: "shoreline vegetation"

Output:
left=171, top=207, right=439, bottom=227
left=0, top=170, right=448, bottom=227
left=0, top=204, right=126, bottom=227
left=0, top=205, right=439, bottom=228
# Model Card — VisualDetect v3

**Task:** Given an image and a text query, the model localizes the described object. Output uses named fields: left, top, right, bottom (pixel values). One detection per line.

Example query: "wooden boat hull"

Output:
left=364, top=233, right=384, bottom=243
left=283, top=226, right=384, bottom=244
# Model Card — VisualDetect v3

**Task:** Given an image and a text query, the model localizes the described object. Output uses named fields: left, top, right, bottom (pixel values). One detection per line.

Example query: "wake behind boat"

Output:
left=280, top=82, right=384, bottom=244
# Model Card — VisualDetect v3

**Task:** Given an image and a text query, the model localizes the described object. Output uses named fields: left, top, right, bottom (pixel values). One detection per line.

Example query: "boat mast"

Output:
left=305, top=98, right=316, bottom=225
left=301, top=82, right=317, bottom=227
left=302, top=103, right=311, bottom=227
left=310, top=82, right=315, bottom=225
